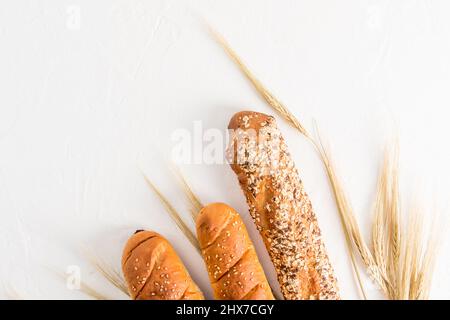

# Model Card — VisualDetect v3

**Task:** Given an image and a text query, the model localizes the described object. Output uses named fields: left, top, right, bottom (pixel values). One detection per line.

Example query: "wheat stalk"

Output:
left=313, top=134, right=388, bottom=295
left=209, top=28, right=310, bottom=138
left=141, top=172, right=201, bottom=253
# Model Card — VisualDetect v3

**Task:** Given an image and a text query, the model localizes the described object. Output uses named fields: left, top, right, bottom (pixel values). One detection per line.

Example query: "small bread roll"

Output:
left=121, top=230, right=204, bottom=300
left=196, top=202, right=274, bottom=300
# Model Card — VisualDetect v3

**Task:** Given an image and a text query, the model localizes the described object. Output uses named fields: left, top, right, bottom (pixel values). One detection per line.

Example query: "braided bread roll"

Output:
left=196, top=203, right=274, bottom=300
left=227, top=111, right=339, bottom=300
left=121, top=230, right=204, bottom=300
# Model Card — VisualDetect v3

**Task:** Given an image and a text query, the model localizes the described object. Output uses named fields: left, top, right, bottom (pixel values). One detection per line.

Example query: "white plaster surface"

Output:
left=0, top=0, right=449, bottom=299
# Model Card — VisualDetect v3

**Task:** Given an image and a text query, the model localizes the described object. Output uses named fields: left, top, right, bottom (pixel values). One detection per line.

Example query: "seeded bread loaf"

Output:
left=196, top=203, right=274, bottom=300
left=121, top=230, right=204, bottom=300
left=227, top=111, right=339, bottom=300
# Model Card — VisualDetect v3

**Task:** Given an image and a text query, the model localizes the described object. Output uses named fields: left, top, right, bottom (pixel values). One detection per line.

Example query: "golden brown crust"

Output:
left=121, top=230, right=204, bottom=300
left=196, top=203, right=274, bottom=300
left=227, top=111, right=339, bottom=300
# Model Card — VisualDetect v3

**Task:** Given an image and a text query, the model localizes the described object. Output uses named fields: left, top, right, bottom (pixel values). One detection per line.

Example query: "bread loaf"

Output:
left=121, top=230, right=204, bottom=300
left=196, top=202, right=274, bottom=300
left=227, top=111, right=339, bottom=300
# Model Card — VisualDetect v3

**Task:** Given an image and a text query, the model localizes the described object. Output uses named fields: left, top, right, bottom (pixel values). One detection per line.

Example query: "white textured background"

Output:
left=0, top=0, right=449, bottom=300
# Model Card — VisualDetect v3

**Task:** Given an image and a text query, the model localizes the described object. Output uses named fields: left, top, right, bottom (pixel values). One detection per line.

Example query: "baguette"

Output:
left=227, top=111, right=339, bottom=300
left=121, top=230, right=204, bottom=300
left=196, top=202, right=274, bottom=300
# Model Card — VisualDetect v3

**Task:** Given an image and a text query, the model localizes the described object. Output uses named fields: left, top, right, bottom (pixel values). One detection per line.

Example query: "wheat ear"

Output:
left=82, top=247, right=129, bottom=296
left=209, top=27, right=310, bottom=138
left=372, top=144, right=441, bottom=299
left=312, top=131, right=386, bottom=295
left=170, top=164, right=203, bottom=220
left=371, top=146, right=400, bottom=298
left=52, top=269, right=110, bottom=300
left=141, top=172, right=200, bottom=253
